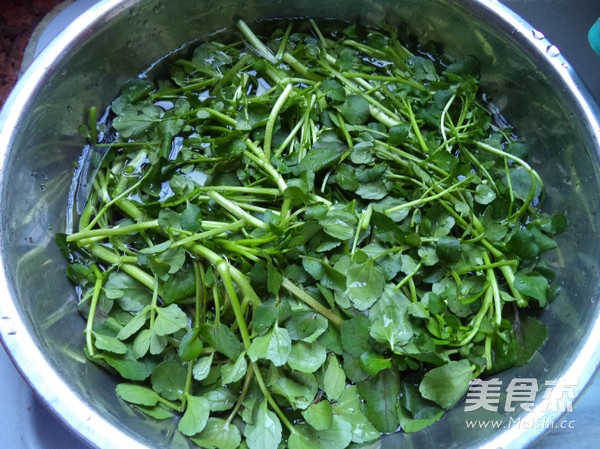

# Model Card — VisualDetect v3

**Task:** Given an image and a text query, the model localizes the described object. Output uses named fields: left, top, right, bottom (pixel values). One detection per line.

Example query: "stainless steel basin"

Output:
left=1, top=1, right=600, bottom=448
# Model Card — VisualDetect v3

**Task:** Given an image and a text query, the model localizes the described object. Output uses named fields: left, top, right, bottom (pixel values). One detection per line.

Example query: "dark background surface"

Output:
left=0, top=0, right=66, bottom=106
left=0, top=0, right=599, bottom=448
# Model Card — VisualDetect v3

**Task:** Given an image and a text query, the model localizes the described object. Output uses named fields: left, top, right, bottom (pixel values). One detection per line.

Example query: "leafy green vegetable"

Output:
left=419, top=360, right=474, bottom=409
left=62, top=18, right=563, bottom=449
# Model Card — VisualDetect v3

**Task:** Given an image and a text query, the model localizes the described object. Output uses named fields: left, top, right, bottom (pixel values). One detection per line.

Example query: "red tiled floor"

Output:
left=0, top=0, right=65, bottom=106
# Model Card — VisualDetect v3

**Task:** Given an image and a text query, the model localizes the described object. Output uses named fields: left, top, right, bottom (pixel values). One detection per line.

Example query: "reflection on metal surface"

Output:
left=0, top=1, right=600, bottom=449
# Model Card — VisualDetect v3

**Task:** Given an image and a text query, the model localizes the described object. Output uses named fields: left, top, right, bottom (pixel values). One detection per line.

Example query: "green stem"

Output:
left=68, top=220, right=160, bottom=242
left=281, top=277, right=343, bottom=326
left=225, top=364, right=254, bottom=426
left=403, top=98, right=429, bottom=153
left=394, top=262, right=422, bottom=291
left=171, top=220, right=246, bottom=248
left=456, top=286, right=493, bottom=346
left=384, top=178, right=468, bottom=215
left=483, top=252, right=502, bottom=326
left=193, top=261, right=204, bottom=326
left=89, top=106, right=98, bottom=145
left=215, top=260, right=251, bottom=349
left=86, top=245, right=154, bottom=289
left=264, top=84, right=293, bottom=159
left=250, top=362, right=296, bottom=433
left=208, top=191, right=268, bottom=230
left=455, top=259, right=518, bottom=275
left=85, top=264, right=104, bottom=357
left=236, top=20, right=277, bottom=63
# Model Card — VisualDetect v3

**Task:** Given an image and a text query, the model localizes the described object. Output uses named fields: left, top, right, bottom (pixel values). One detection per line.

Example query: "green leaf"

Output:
left=332, top=385, right=380, bottom=443
left=319, top=206, right=357, bottom=241
left=158, top=208, right=181, bottom=231
left=116, top=383, right=160, bottom=406
left=298, top=147, right=341, bottom=175
left=322, top=79, right=346, bottom=103
left=204, top=386, right=236, bottom=411
left=245, top=400, right=282, bottom=449
left=138, top=240, right=173, bottom=255
left=102, top=348, right=156, bottom=381
left=507, top=229, right=539, bottom=259
left=151, top=361, right=187, bottom=401
left=285, top=311, right=329, bottom=343
left=336, top=164, right=359, bottom=191
left=346, top=260, right=385, bottom=311
left=180, top=203, right=203, bottom=232
left=132, top=329, right=161, bottom=358
left=418, top=246, right=439, bottom=266
left=397, top=400, right=443, bottom=433
left=541, top=213, right=568, bottom=235
left=342, top=352, right=369, bottom=383
left=147, top=329, right=168, bottom=355
left=419, top=360, right=474, bottom=409
left=288, top=415, right=352, bottom=449
left=248, top=324, right=292, bottom=366
left=154, top=304, right=189, bottom=336
left=355, top=178, right=390, bottom=200
left=65, top=262, right=93, bottom=285
left=252, top=299, right=278, bottom=336
left=388, top=123, right=411, bottom=146
left=163, top=263, right=196, bottom=304
left=359, top=351, right=392, bottom=376
left=287, top=341, right=327, bottom=373
left=285, top=178, right=310, bottom=205
left=135, top=404, right=174, bottom=420
left=93, top=332, right=128, bottom=354
left=514, top=315, right=548, bottom=366
left=178, top=327, right=204, bottom=362
left=200, top=323, right=244, bottom=361
left=474, top=183, right=496, bottom=205
left=112, top=103, right=162, bottom=138
left=271, top=374, right=317, bottom=410
left=340, top=316, right=372, bottom=357
left=507, top=166, right=542, bottom=201
left=514, top=272, right=549, bottom=306
left=104, top=272, right=151, bottom=313
left=302, top=400, right=333, bottom=431
left=267, top=259, right=283, bottom=294
left=193, top=352, right=214, bottom=381
left=357, top=369, right=400, bottom=433
left=147, top=246, right=186, bottom=276
left=369, top=304, right=413, bottom=351
left=221, top=353, right=248, bottom=384
left=323, top=355, right=346, bottom=401
left=339, top=95, right=370, bottom=125
left=114, top=78, right=154, bottom=107
left=189, top=418, right=241, bottom=449
left=397, top=380, right=444, bottom=433
left=436, top=236, right=462, bottom=265
left=349, top=141, right=375, bottom=164
left=530, top=226, right=557, bottom=253
left=178, top=395, right=210, bottom=436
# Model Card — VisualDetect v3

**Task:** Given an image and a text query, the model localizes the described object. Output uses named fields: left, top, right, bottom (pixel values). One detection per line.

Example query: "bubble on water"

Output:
left=546, top=45, right=560, bottom=57
left=1, top=317, right=17, bottom=335
left=40, top=184, right=46, bottom=191
left=532, top=29, right=545, bottom=40
left=66, top=105, right=73, bottom=113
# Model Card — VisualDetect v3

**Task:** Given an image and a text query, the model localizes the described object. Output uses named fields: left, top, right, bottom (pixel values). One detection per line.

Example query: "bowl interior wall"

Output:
left=1, top=0, right=599, bottom=447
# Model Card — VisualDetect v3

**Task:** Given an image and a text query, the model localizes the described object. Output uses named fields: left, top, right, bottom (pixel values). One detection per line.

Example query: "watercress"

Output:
left=59, top=18, right=565, bottom=449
